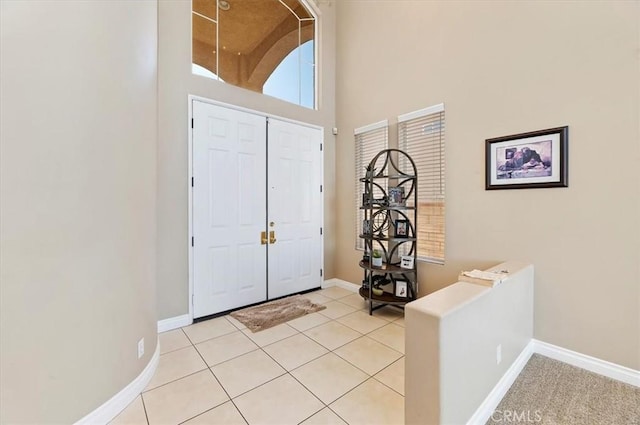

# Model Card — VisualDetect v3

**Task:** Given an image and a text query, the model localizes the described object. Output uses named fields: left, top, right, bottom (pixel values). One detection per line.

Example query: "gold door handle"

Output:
left=261, top=231, right=268, bottom=245
left=269, top=231, right=277, bottom=244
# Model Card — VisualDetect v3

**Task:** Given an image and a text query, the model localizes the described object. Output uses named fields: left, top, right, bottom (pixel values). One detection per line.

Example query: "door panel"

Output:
left=192, top=101, right=267, bottom=317
left=267, top=118, right=323, bottom=299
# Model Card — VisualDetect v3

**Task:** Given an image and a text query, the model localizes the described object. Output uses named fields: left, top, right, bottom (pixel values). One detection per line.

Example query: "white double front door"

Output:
left=191, top=100, right=323, bottom=318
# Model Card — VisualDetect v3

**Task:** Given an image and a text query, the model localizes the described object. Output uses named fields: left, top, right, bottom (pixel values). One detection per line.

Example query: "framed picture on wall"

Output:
left=485, top=126, right=568, bottom=190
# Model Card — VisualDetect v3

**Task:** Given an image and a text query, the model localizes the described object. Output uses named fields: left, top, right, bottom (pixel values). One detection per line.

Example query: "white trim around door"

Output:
left=187, top=95, right=324, bottom=320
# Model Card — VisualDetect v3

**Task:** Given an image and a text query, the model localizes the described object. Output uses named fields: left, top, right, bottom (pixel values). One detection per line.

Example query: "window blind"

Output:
left=398, top=104, right=445, bottom=263
left=354, top=120, right=388, bottom=250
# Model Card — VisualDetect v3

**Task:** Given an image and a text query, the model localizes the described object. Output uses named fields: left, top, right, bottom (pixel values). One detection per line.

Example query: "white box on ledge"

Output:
left=458, top=269, right=509, bottom=287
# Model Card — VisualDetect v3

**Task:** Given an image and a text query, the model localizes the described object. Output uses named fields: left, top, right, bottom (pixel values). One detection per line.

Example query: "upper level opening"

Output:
left=192, top=0, right=317, bottom=109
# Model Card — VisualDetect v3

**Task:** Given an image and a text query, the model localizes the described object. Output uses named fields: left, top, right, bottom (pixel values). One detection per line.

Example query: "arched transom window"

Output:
left=192, top=0, right=317, bottom=109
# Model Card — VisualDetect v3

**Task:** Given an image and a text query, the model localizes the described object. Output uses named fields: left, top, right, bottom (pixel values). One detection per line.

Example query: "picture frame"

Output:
left=387, top=186, right=405, bottom=207
left=400, top=255, right=414, bottom=269
left=395, top=280, right=408, bottom=298
left=362, top=192, right=372, bottom=207
left=394, top=219, right=409, bottom=238
left=485, top=126, right=568, bottom=190
left=362, top=219, right=372, bottom=235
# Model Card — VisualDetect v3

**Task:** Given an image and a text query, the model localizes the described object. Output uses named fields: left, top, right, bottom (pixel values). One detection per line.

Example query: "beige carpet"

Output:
left=487, top=354, right=640, bottom=424
left=230, top=295, right=326, bottom=332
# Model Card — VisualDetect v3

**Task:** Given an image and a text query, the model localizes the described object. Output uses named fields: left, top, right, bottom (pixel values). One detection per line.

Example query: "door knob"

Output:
left=260, top=231, right=268, bottom=245
left=269, top=231, right=277, bottom=244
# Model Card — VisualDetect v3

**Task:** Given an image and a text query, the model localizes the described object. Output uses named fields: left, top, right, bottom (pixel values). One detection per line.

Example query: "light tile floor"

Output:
left=111, top=287, right=405, bottom=425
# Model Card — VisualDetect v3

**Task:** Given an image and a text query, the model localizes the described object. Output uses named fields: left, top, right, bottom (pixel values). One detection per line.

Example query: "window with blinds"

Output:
left=354, top=120, right=388, bottom=250
left=398, top=104, right=445, bottom=263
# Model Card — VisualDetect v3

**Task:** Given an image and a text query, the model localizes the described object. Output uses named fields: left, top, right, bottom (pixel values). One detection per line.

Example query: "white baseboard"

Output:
left=467, top=338, right=640, bottom=424
left=532, top=339, right=640, bottom=387
left=322, top=278, right=359, bottom=292
left=157, top=313, right=192, bottom=333
left=467, top=341, right=535, bottom=425
left=75, top=338, right=160, bottom=425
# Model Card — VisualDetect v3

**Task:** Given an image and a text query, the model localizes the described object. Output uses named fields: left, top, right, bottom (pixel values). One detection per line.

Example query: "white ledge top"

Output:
left=406, top=261, right=533, bottom=318
left=407, top=282, right=489, bottom=318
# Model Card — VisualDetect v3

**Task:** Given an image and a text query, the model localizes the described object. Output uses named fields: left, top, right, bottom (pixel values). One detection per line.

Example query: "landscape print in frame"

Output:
left=485, top=126, right=568, bottom=190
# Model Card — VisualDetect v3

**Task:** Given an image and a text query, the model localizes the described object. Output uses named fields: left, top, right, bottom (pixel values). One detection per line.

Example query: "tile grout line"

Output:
left=139, top=393, right=150, bottom=425
left=285, top=365, right=335, bottom=417
left=183, top=328, right=239, bottom=346
left=144, top=342, right=215, bottom=393
left=199, top=324, right=302, bottom=402
left=331, top=337, right=404, bottom=377
left=156, top=328, right=193, bottom=356
left=150, top=291, right=405, bottom=425
left=207, top=312, right=365, bottom=421
left=372, top=355, right=406, bottom=387
left=298, top=310, right=405, bottom=423
left=371, top=373, right=405, bottom=398
left=263, top=333, right=331, bottom=370
left=188, top=332, right=252, bottom=425
left=279, top=313, right=398, bottom=422
left=179, top=315, right=243, bottom=346
left=205, top=367, right=252, bottom=425
left=256, top=345, right=329, bottom=422
left=178, top=298, right=326, bottom=422
left=144, top=324, right=238, bottom=421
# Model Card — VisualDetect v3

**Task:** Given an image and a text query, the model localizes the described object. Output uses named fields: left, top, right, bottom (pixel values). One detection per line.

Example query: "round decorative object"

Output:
left=371, top=210, right=389, bottom=236
left=372, top=287, right=384, bottom=296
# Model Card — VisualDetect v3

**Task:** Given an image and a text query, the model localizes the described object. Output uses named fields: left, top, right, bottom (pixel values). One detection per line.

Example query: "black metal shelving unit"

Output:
left=359, top=149, right=418, bottom=315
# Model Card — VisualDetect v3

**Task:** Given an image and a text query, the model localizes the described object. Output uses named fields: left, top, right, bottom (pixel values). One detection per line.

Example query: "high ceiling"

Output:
left=192, top=0, right=314, bottom=92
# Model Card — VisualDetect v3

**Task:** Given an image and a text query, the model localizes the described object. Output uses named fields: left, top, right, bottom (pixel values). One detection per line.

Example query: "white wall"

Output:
left=335, top=0, right=640, bottom=370
left=0, top=1, right=158, bottom=422
left=406, top=262, right=534, bottom=424
left=157, top=0, right=337, bottom=320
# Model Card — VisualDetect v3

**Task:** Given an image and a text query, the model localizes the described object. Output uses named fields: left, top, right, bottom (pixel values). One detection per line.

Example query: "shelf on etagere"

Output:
left=358, top=234, right=416, bottom=242
left=359, top=205, right=416, bottom=211
left=358, top=287, right=411, bottom=305
left=359, top=174, right=417, bottom=181
left=358, top=260, right=416, bottom=273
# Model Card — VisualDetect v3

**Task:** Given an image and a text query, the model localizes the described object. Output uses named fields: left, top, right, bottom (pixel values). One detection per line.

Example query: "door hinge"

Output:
left=191, top=177, right=194, bottom=187
left=191, top=237, right=194, bottom=247
left=320, top=227, right=323, bottom=235
left=320, top=269, right=323, bottom=277
left=191, top=118, right=194, bottom=129
left=192, top=293, right=194, bottom=307
left=320, top=143, right=323, bottom=151
left=320, top=184, right=323, bottom=192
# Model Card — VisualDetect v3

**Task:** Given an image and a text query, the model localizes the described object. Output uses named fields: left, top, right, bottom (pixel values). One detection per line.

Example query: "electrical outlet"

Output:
left=496, top=344, right=502, bottom=365
left=138, top=338, right=145, bottom=359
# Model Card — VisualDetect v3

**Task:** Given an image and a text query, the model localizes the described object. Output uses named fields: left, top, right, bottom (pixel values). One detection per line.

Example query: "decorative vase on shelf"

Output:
left=371, top=250, right=383, bottom=267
